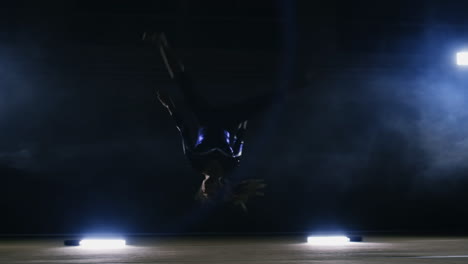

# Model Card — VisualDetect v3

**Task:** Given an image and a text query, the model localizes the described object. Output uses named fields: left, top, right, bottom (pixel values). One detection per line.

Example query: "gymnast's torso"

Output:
left=180, top=126, right=243, bottom=173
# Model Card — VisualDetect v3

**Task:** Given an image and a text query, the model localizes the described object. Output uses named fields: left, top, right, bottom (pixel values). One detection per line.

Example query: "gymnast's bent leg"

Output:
left=158, top=33, right=212, bottom=124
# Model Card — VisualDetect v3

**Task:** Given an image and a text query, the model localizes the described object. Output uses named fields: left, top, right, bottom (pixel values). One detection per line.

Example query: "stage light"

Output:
left=79, top=239, right=126, bottom=249
left=456, top=52, right=468, bottom=66
left=307, top=236, right=350, bottom=245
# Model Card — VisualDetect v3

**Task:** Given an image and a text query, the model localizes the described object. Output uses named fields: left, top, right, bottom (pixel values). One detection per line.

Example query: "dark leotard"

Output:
left=158, top=36, right=271, bottom=175
left=174, top=110, right=247, bottom=174
left=188, top=127, right=245, bottom=173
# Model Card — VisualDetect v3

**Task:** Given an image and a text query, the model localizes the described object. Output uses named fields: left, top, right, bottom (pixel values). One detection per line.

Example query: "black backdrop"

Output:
left=1, top=0, right=468, bottom=234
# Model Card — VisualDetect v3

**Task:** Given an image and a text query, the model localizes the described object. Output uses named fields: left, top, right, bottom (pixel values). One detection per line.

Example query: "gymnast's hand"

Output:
left=230, top=179, right=266, bottom=212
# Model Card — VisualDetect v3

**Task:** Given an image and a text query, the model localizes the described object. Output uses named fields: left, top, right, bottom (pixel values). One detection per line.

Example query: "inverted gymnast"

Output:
left=150, top=33, right=273, bottom=210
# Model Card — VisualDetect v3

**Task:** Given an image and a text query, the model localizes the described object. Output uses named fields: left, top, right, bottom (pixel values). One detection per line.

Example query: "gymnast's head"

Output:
left=197, top=160, right=226, bottom=201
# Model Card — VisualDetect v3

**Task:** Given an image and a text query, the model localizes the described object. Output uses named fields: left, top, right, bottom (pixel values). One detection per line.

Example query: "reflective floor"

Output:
left=1, top=236, right=468, bottom=263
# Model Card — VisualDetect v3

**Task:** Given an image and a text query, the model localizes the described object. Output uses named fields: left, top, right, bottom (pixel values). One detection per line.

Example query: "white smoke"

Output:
left=416, top=71, right=468, bottom=177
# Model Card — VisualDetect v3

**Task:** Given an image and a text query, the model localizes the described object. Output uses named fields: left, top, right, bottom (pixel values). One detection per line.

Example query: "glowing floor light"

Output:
left=79, top=239, right=126, bottom=249
left=307, top=236, right=350, bottom=245
left=457, top=52, right=468, bottom=66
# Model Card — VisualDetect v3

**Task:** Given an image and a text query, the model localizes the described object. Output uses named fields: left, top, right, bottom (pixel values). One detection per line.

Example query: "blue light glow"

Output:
left=224, top=130, right=230, bottom=144
left=196, top=135, right=204, bottom=145
left=195, top=128, right=206, bottom=146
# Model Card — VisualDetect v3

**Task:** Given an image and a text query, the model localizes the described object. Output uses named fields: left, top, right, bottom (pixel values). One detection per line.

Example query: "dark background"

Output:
left=1, top=0, right=468, bottom=234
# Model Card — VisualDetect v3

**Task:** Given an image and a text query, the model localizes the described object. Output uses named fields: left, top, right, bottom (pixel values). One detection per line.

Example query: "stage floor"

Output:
left=1, top=236, right=468, bottom=263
